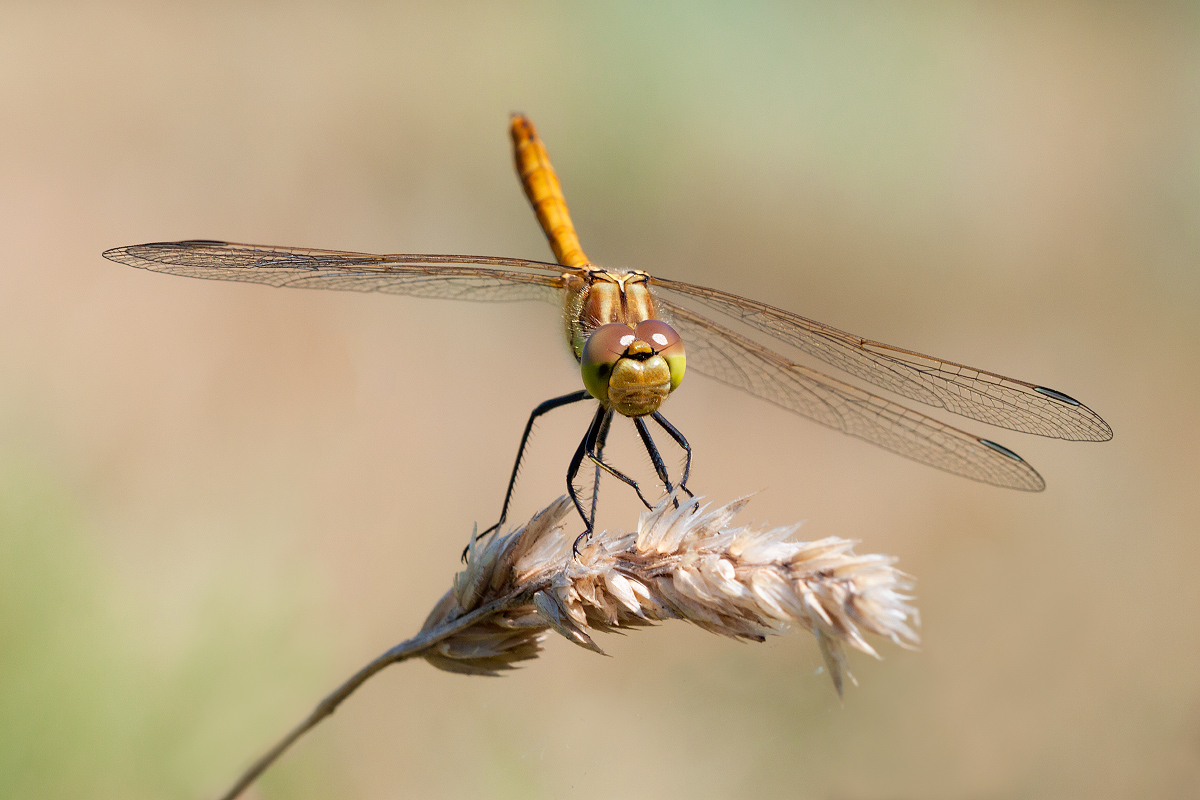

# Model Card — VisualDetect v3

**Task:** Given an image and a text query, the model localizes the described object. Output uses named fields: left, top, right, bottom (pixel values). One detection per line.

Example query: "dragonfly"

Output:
left=104, top=114, right=1111, bottom=547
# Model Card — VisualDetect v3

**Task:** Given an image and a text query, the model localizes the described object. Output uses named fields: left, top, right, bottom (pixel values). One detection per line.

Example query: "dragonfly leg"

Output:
left=633, top=415, right=677, bottom=507
left=651, top=411, right=694, bottom=498
left=462, top=389, right=591, bottom=562
left=584, top=411, right=656, bottom=510
left=567, top=405, right=608, bottom=552
left=588, top=409, right=614, bottom=533
left=573, top=408, right=662, bottom=555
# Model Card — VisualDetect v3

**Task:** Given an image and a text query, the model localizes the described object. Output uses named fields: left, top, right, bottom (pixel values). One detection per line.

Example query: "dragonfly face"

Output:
left=580, top=320, right=686, bottom=417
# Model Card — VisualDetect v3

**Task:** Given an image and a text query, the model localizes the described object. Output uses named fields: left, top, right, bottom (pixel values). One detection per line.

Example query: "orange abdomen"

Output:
left=510, top=115, right=590, bottom=269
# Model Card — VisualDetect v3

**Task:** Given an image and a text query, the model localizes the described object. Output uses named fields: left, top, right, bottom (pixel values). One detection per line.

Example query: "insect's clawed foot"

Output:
left=667, top=481, right=695, bottom=510
left=571, top=527, right=594, bottom=559
left=460, top=520, right=501, bottom=562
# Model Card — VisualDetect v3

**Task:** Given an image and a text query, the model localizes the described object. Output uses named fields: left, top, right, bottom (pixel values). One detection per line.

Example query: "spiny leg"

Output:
left=463, top=389, right=591, bottom=561
left=484, top=390, right=591, bottom=536
left=588, top=409, right=613, bottom=533
left=633, top=415, right=677, bottom=507
left=572, top=409, right=661, bottom=555
left=566, top=404, right=608, bottom=542
left=585, top=410, right=655, bottom=511
left=488, top=389, right=591, bottom=536
left=651, top=411, right=694, bottom=498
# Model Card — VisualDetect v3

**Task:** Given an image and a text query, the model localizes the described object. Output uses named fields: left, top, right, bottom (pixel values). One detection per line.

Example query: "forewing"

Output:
left=661, top=302, right=1046, bottom=491
left=103, top=240, right=569, bottom=303
left=653, top=278, right=1110, bottom=442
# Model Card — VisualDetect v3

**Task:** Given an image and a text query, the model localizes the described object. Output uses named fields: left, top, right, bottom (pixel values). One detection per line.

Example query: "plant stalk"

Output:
left=216, top=590, right=531, bottom=800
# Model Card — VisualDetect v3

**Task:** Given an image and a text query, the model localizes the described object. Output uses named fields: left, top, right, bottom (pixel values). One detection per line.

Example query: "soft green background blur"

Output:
left=1, top=2, right=1197, bottom=798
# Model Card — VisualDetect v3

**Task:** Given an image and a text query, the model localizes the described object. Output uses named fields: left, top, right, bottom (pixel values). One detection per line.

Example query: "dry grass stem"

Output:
left=219, top=494, right=917, bottom=800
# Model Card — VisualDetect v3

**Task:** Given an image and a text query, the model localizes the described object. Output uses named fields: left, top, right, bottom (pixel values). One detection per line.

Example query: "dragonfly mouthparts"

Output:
left=623, top=340, right=655, bottom=360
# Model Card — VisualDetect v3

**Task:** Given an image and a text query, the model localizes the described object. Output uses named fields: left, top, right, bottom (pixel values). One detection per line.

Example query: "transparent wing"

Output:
left=652, top=278, right=1111, bottom=442
left=660, top=302, right=1046, bottom=491
left=103, top=240, right=570, bottom=303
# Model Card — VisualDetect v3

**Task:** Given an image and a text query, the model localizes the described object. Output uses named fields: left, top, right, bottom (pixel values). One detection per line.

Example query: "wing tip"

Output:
left=977, top=437, right=1045, bottom=492
left=103, top=239, right=234, bottom=268
left=101, top=245, right=137, bottom=266
left=1032, top=386, right=1112, bottom=442
left=1090, top=413, right=1114, bottom=442
left=1062, top=409, right=1113, bottom=443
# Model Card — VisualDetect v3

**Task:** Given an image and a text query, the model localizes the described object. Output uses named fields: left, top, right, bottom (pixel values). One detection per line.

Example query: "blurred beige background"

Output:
left=1, top=2, right=1197, bottom=798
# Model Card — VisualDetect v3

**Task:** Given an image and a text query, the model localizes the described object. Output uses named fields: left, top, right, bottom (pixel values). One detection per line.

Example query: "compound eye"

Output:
left=634, top=319, right=686, bottom=391
left=581, top=323, right=636, bottom=402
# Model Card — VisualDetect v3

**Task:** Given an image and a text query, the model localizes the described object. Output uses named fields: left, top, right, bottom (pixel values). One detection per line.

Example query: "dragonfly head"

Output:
left=580, top=320, right=686, bottom=417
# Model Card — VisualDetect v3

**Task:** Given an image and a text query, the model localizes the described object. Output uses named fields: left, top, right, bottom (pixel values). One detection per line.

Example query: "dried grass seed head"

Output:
left=422, top=494, right=919, bottom=695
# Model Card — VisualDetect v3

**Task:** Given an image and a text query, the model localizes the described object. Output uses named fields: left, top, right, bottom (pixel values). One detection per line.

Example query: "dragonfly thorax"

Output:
left=564, top=268, right=657, bottom=359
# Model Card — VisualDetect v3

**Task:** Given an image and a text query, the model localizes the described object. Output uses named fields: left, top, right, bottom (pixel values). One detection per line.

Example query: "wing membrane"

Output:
left=103, top=240, right=569, bottom=304
left=653, top=278, right=1110, bottom=442
left=660, top=302, right=1046, bottom=491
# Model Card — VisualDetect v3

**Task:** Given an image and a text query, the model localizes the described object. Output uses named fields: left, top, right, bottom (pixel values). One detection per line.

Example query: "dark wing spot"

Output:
left=979, top=438, right=1024, bottom=462
left=1033, top=386, right=1082, bottom=406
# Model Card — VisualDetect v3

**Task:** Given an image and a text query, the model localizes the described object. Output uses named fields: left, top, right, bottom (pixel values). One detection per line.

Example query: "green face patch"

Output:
left=580, top=323, right=636, bottom=403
